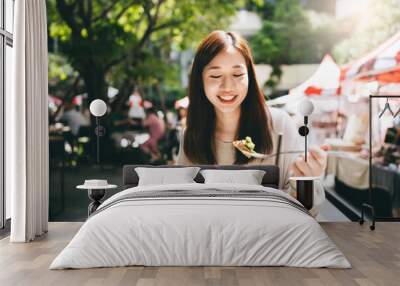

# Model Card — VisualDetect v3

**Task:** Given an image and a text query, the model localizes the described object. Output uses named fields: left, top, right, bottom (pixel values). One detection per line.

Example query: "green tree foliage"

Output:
left=333, top=0, right=400, bottom=64
left=249, top=0, right=341, bottom=90
left=48, top=0, right=239, bottom=111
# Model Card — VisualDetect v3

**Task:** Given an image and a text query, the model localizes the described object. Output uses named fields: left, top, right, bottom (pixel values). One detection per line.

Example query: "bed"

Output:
left=50, top=164, right=350, bottom=269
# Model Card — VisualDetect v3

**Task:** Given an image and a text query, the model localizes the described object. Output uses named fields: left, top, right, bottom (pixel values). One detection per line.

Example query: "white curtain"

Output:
left=7, top=0, right=49, bottom=242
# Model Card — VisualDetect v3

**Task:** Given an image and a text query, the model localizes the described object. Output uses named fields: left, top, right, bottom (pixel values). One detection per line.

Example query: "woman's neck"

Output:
left=214, top=108, right=241, bottom=141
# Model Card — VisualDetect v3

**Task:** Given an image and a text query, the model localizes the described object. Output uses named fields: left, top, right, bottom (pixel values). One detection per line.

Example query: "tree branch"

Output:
left=78, top=1, right=90, bottom=29
left=87, top=0, right=93, bottom=22
left=56, top=0, right=80, bottom=33
left=154, top=0, right=164, bottom=23
left=153, top=19, right=183, bottom=32
left=92, top=0, right=119, bottom=22
left=104, top=53, right=129, bottom=71
left=115, top=2, right=136, bottom=22
left=136, top=0, right=162, bottom=49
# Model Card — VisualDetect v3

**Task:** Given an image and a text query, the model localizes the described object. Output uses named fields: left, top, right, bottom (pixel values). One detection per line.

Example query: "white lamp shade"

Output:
left=89, top=99, right=107, bottom=117
left=297, top=98, right=314, bottom=116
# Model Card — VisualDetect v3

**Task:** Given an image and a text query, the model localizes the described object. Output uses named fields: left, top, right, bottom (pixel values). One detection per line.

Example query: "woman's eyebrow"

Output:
left=206, top=64, right=245, bottom=71
left=207, top=66, right=221, bottom=70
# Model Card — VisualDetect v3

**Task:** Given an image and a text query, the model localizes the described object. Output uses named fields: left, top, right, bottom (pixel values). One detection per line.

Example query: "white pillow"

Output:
left=135, top=167, right=201, bottom=186
left=200, top=169, right=266, bottom=185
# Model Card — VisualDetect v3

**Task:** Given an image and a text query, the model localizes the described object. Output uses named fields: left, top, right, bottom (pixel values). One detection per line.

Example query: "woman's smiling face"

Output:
left=202, top=46, right=249, bottom=114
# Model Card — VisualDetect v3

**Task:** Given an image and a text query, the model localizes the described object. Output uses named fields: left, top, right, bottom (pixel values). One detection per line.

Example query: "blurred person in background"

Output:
left=177, top=107, right=188, bottom=129
left=140, top=106, right=166, bottom=162
left=110, top=103, right=141, bottom=148
left=59, top=100, right=89, bottom=136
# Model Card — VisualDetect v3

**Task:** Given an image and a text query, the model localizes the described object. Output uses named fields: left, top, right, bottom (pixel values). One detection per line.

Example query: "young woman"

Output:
left=176, top=31, right=328, bottom=215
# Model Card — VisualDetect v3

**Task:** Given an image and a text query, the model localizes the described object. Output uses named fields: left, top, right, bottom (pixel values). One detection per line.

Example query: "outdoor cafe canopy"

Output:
left=343, top=31, right=400, bottom=84
left=268, top=55, right=341, bottom=115
left=289, top=54, right=341, bottom=97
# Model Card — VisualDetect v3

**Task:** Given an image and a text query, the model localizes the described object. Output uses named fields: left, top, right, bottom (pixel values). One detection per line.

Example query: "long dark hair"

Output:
left=184, top=30, right=274, bottom=164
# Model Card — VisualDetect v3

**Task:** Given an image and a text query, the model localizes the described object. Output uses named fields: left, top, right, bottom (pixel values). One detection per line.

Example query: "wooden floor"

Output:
left=0, top=222, right=399, bottom=286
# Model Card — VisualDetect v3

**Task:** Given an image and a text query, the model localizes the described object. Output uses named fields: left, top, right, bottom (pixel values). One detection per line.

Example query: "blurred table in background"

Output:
left=325, top=151, right=400, bottom=218
left=326, top=151, right=369, bottom=189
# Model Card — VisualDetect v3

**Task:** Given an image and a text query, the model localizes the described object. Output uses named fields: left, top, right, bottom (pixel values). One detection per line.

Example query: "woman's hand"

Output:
left=291, top=145, right=330, bottom=177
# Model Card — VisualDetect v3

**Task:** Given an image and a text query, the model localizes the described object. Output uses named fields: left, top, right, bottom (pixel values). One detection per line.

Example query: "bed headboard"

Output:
left=122, top=165, right=280, bottom=189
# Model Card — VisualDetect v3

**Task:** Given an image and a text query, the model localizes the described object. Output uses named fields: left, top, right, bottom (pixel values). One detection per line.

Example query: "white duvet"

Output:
left=50, top=183, right=351, bottom=269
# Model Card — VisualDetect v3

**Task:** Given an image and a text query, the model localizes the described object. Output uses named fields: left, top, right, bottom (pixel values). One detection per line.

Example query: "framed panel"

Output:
left=0, top=0, right=2, bottom=30
left=5, top=43, right=11, bottom=220
left=5, top=0, right=13, bottom=33
left=0, top=35, right=4, bottom=228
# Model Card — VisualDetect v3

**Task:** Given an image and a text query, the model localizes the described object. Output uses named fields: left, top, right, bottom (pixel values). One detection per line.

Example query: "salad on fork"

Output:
left=233, top=136, right=304, bottom=159
left=232, top=136, right=267, bottom=159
